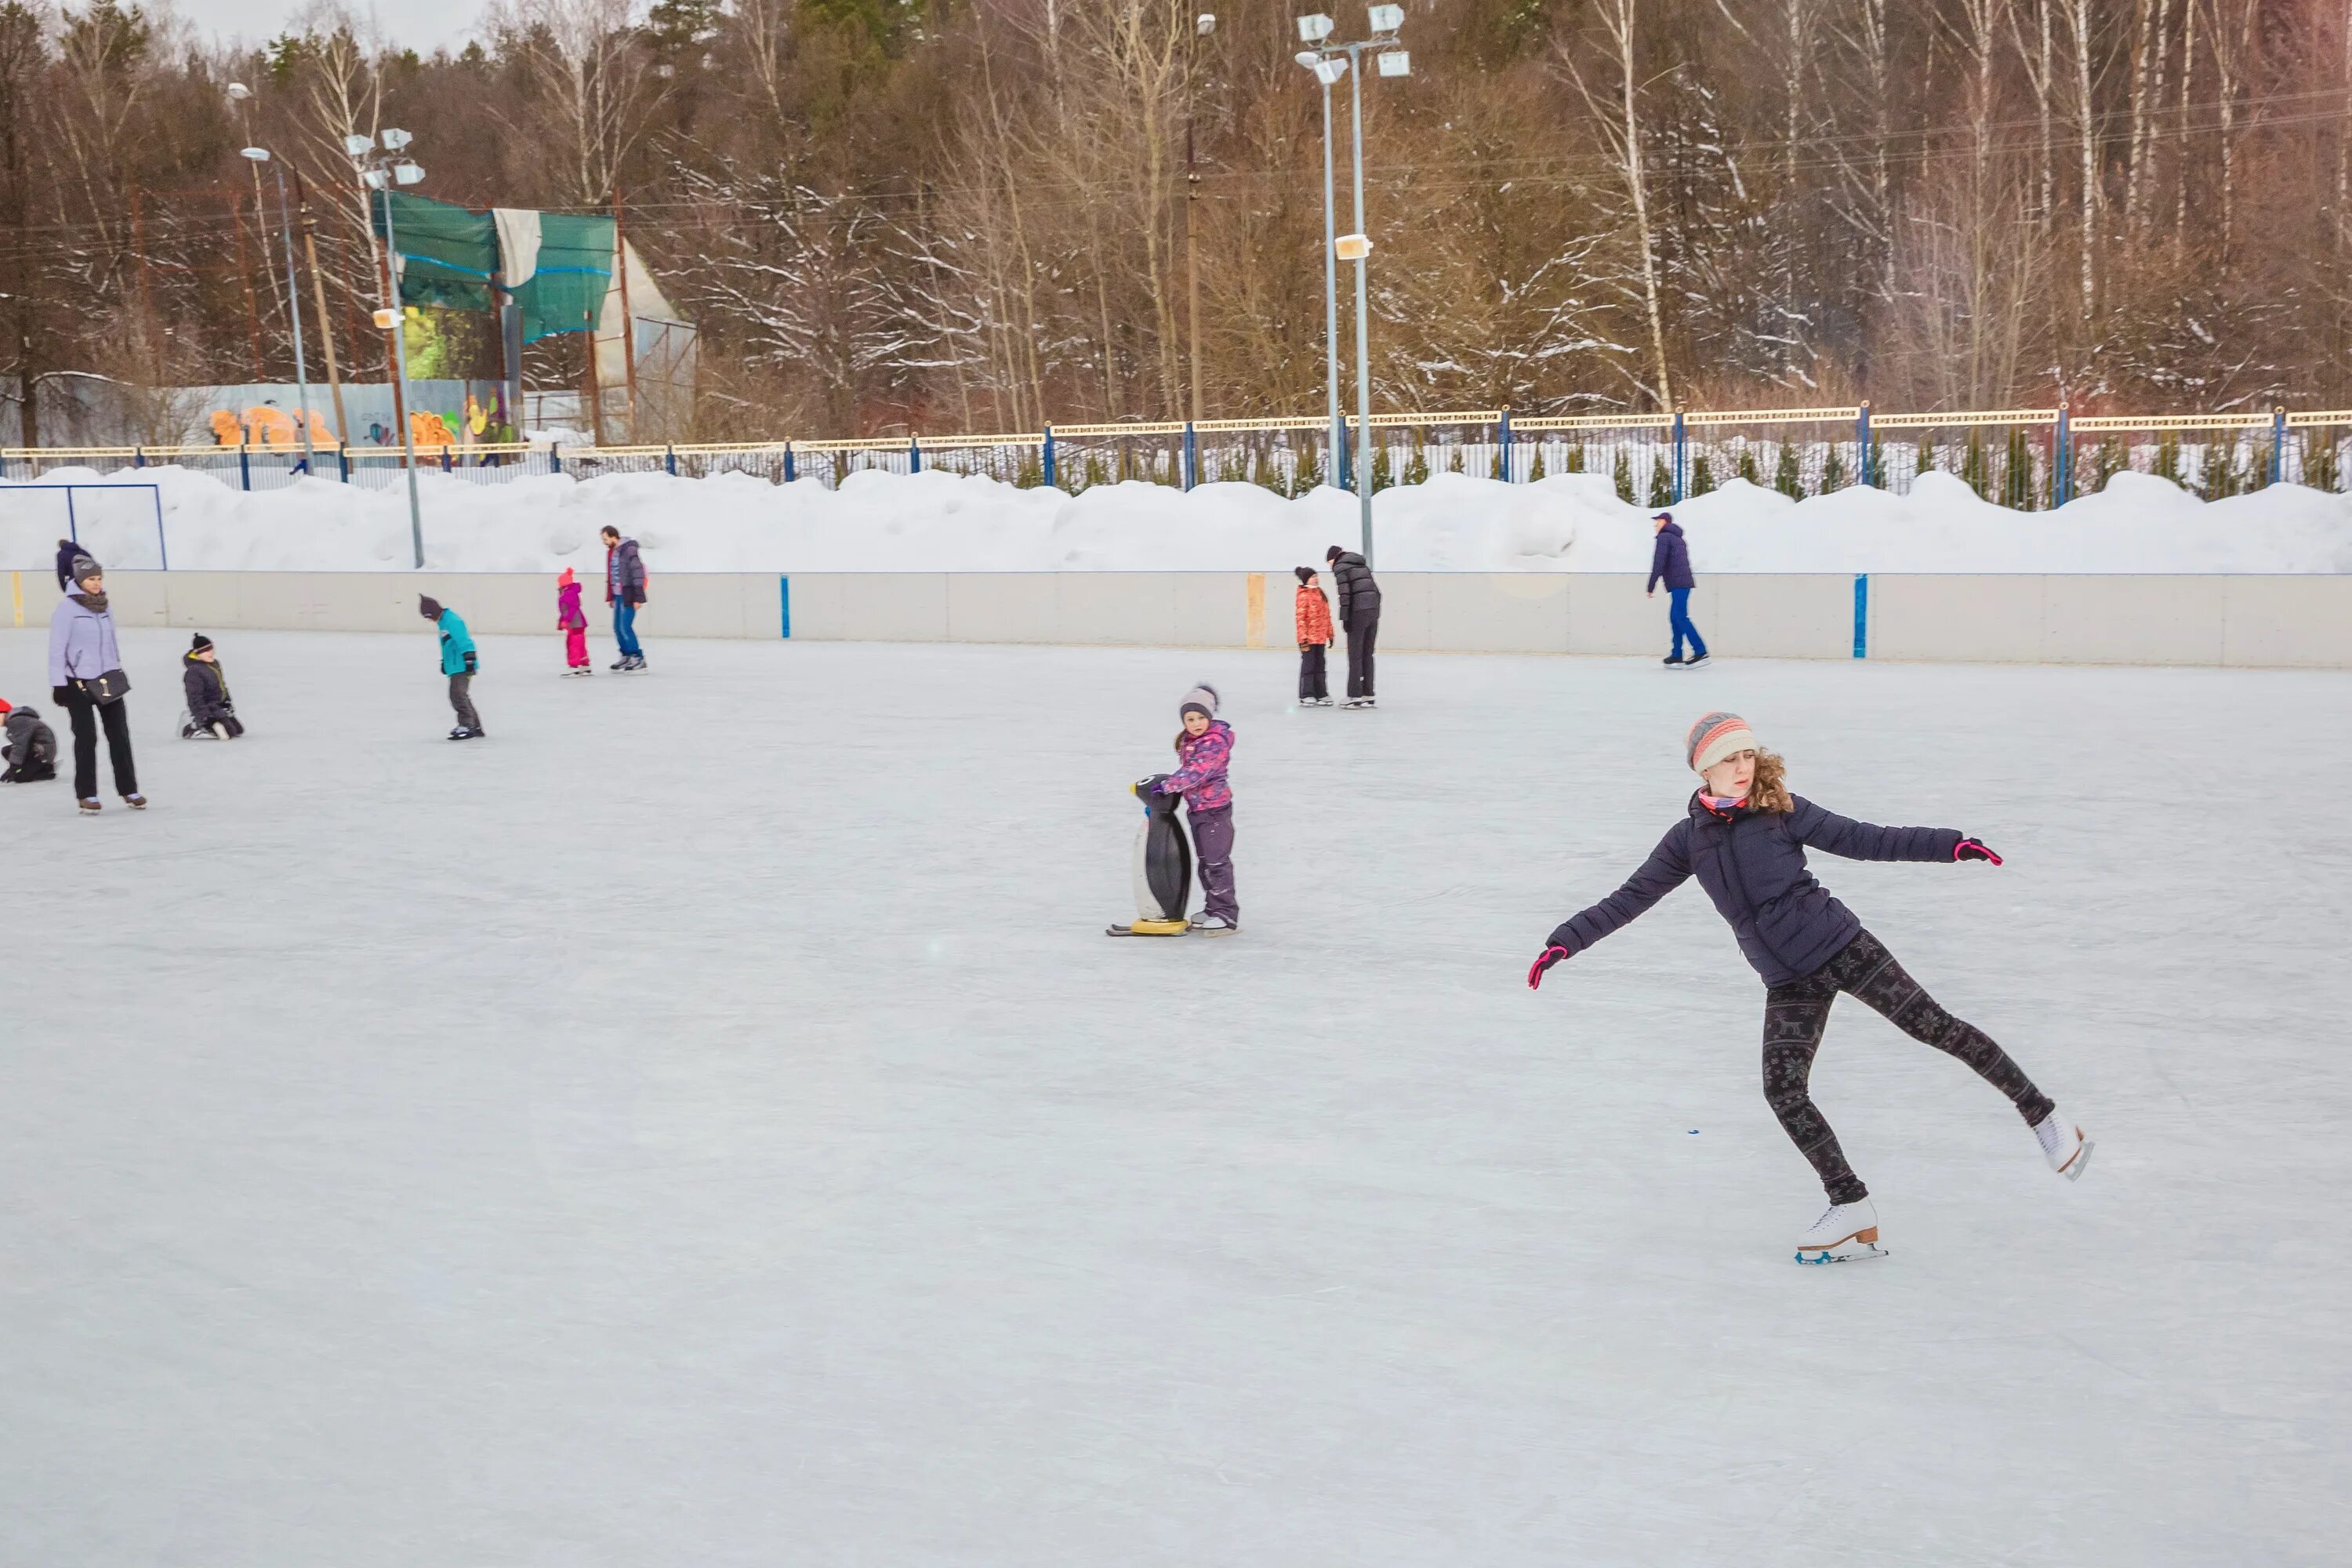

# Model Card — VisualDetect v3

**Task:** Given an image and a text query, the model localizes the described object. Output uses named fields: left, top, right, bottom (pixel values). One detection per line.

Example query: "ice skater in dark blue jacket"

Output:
left=1526, top=711, right=2092, bottom=1264
left=1646, top=510, right=1708, bottom=668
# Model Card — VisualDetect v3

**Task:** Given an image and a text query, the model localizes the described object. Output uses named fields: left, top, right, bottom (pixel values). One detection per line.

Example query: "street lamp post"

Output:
left=239, top=147, right=316, bottom=473
left=350, top=129, right=429, bottom=570
left=1294, top=7, right=1408, bottom=569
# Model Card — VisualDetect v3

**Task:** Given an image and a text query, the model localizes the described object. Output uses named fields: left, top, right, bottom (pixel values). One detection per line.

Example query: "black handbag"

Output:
left=72, top=668, right=131, bottom=706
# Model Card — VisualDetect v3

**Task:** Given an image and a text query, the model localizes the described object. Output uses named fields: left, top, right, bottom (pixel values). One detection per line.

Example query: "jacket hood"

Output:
left=3, top=705, right=34, bottom=729
left=1333, top=550, right=1367, bottom=565
left=1658, top=521, right=1685, bottom=539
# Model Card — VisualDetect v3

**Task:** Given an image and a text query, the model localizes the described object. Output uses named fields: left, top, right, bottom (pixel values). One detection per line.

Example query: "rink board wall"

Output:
left=17, top=570, right=2352, bottom=668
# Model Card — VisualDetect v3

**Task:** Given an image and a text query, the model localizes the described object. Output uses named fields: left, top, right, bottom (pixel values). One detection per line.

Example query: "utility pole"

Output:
left=613, top=192, right=639, bottom=441
left=294, top=164, right=348, bottom=447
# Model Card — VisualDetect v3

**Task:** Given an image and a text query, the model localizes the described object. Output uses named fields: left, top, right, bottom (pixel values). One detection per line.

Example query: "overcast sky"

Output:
left=173, top=0, right=488, bottom=56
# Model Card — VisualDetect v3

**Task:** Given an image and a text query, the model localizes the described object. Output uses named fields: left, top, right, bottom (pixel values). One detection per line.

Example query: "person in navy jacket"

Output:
left=1645, top=511, right=1708, bottom=668
left=1526, top=712, right=2092, bottom=1262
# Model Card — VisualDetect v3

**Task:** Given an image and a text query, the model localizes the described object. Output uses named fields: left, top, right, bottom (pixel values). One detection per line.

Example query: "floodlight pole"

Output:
left=1319, top=76, right=1341, bottom=496
left=266, top=164, right=317, bottom=472
left=379, top=189, right=426, bottom=569
left=1346, top=42, right=1372, bottom=567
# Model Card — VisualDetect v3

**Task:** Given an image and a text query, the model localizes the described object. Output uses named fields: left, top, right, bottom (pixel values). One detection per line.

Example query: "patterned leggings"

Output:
left=1763, top=928, right=2053, bottom=1204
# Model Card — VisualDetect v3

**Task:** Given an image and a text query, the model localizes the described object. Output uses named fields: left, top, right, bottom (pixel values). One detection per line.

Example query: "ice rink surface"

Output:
left=2, top=626, right=2347, bottom=1566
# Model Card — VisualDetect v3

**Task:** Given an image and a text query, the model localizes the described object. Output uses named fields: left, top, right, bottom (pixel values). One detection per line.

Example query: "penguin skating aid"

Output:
left=1106, top=775, right=1193, bottom=936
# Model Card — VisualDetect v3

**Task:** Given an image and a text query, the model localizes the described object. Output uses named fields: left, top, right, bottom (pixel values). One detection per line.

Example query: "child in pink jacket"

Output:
left=557, top=567, right=590, bottom=675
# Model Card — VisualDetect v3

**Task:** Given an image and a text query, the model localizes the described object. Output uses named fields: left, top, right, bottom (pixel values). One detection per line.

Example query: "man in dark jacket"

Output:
left=180, top=633, right=244, bottom=739
left=601, top=524, right=649, bottom=671
left=1646, top=511, right=1709, bottom=668
left=1325, top=544, right=1381, bottom=707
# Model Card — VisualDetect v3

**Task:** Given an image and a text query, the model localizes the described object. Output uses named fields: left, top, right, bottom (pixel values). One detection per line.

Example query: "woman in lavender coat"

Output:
left=49, top=554, right=143, bottom=812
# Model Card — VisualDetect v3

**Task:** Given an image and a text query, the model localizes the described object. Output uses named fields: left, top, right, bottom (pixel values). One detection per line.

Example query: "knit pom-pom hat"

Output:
left=558, top=566, right=575, bottom=587
left=1686, top=711, right=1757, bottom=775
left=1180, top=682, right=1221, bottom=720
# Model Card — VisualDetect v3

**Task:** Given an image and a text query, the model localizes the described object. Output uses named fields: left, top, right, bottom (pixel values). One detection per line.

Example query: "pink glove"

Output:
left=1954, top=838, right=2002, bottom=865
left=1527, top=946, right=1570, bottom=990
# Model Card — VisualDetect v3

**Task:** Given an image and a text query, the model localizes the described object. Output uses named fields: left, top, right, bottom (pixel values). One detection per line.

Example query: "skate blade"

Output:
left=2062, top=1138, right=2095, bottom=1181
left=1795, top=1241, right=1889, bottom=1265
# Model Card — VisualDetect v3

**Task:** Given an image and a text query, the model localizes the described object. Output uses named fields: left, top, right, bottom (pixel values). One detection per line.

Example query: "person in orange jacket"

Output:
left=1294, top=566, right=1335, bottom=707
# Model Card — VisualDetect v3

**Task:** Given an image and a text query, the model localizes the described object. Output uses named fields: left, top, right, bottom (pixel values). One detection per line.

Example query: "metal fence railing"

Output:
left=8, top=405, right=2350, bottom=505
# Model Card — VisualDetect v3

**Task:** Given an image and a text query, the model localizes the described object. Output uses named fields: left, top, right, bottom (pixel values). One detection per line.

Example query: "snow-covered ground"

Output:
left=2, top=630, right=2347, bottom=1565
left=7, top=463, right=2352, bottom=575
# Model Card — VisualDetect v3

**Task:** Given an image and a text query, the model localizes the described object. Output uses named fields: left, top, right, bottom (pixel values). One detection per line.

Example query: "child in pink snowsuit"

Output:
left=557, top=567, right=590, bottom=673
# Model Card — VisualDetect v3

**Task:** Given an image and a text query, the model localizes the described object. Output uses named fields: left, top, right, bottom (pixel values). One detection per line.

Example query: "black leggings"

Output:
left=1762, top=928, right=2053, bottom=1204
left=63, top=693, right=137, bottom=800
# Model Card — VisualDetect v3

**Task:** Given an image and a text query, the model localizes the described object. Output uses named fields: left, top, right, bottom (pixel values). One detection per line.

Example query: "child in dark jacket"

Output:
left=1526, top=710, right=2090, bottom=1263
left=180, top=634, right=245, bottom=739
left=1152, top=682, right=1238, bottom=932
left=1, top=697, right=58, bottom=782
left=1294, top=567, right=1334, bottom=706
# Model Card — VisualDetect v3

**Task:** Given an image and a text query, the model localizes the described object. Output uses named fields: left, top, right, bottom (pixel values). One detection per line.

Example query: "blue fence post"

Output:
left=1671, top=411, right=1687, bottom=503
left=441, top=444, right=452, bottom=474
left=1855, top=403, right=1871, bottom=489
left=1852, top=575, right=1868, bottom=659
left=132, top=445, right=145, bottom=470
left=65, top=485, right=77, bottom=543
left=779, top=575, right=791, bottom=639
left=155, top=490, right=169, bottom=572
left=1338, top=420, right=1352, bottom=491
left=336, top=445, right=350, bottom=483
left=238, top=444, right=251, bottom=492
left=1042, top=426, right=1056, bottom=489
left=909, top=435, right=921, bottom=475
left=665, top=444, right=677, bottom=477
left=1497, top=411, right=1512, bottom=483
left=1183, top=422, right=1197, bottom=490
left=2054, top=407, right=2072, bottom=506
left=550, top=441, right=562, bottom=475
left=783, top=443, right=797, bottom=484
left=2271, top=405, right=2288, bottom=487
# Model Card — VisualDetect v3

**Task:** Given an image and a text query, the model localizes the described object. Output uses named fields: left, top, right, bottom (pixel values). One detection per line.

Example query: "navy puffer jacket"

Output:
left=1548, top=793, right=1963, bottom=985
left=1646, top=521, right=1695, bottom=592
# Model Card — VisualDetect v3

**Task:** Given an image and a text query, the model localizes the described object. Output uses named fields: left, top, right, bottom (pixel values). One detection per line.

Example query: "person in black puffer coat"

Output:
left=54, top=538, right=80, bottom=593
left=180, top=633, right=245, bottom=739
left=1526, top=711, right=2092, bottom=1263
left=1, top=697, right=58, bottom=782
left=1324, top=544, right=1381, bottom=706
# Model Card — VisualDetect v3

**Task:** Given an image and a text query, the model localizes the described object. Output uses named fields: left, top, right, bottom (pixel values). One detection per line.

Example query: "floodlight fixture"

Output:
left=343, top=133, right=373, bottom=157
left=380, top=127, right=413, bottom=151
left=1377, top=49, right=1410, bottom=76
left=393, top=162, right=425, bottom=186
left=372, top=307, right=399, bottom=329
left=1335, top=233, right=1372, bottom=260
left=227, top=81, right=252, bottom=101
left=362, top=168, right=387, bottom=189
left=1367, top=3, right=1403, bottom=32
left=240, top=146, right=270, bottom=162
left=1196, top=11, right=1216, bottom=34
left=1296, top=13, right=1333, bottom=41
left=1312, top=55, right=1348, bottom=85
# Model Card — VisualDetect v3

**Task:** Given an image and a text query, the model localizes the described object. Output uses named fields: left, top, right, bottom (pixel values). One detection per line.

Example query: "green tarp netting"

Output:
left=370, top=192, right=614, bottom=340
left=372, top=191, right=497, bottom=313
left=514, top=212, right=616, bottom=343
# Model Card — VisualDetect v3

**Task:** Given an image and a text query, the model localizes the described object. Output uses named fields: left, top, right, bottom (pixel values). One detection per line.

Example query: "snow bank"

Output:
left=5, top=462, right=2350, bottom=575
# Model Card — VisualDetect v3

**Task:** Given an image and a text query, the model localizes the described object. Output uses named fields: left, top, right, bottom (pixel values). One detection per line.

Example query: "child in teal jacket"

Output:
left=419, top=594, right=484, bottom=739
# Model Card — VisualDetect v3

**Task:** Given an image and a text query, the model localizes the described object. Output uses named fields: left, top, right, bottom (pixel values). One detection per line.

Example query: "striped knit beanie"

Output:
left=1686, top=711, right=1757, bottom=775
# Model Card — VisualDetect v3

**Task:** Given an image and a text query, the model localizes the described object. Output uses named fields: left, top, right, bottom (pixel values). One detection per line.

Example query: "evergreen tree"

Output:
left=1403, top=435, right=1428, bottom=488
left=1962, top=430, right=1990, bottom=498
left=1446, top=445, right=1464, bottom=474
left=2154, top=432, right=2182, bottom=486
left=1371, top=441, right=1392, bottom=493
left=1773, top=442, right=1802, bottom=499
left=1915, top=436, right=1936, bottom=483
left=1821, top=446, right=1847, bottom=493
left=2002, top=427, right=2033, bottom=510
left=1528, top=446, right=1546, bottom=481
left=1564, top=442, right=1585, bottom=473
left=1737, top=445, right=1760, bottom=486
left=1690, top=453, right=1716, bottom=495
left=1613, top=447, right=1635, bottom=503
left=1298, top=442, right=1322, bottom=495
left=1647, top=456, right=1673, bottom=508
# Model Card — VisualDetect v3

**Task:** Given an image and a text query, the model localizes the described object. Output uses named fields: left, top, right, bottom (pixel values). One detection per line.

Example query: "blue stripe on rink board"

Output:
left=1853, top=574, right=1868, bottom=659
left=779, top=575, right=791, bottom=639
